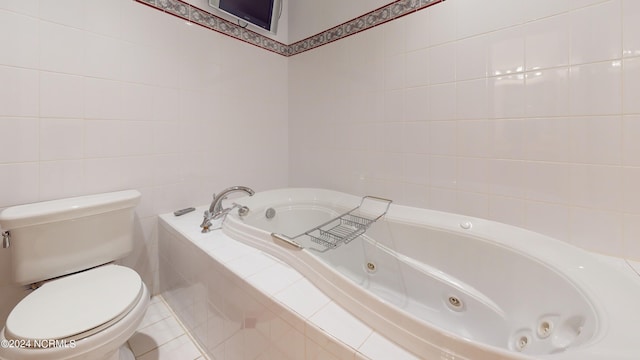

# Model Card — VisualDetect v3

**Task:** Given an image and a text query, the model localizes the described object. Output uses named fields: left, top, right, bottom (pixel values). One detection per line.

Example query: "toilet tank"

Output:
left=0, top=190, right=141, bottom=285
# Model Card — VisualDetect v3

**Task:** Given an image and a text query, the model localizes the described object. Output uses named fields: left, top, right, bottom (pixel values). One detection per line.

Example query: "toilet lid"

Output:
left=5, top=264, right=143, bottom=343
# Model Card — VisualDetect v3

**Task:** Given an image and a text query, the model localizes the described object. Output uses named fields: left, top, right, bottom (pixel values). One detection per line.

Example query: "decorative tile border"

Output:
left=134, top=0, right=445, bottom=57
left=135, top=0, right=290, bottom=56
left=289, top=0, right=444, bottom=56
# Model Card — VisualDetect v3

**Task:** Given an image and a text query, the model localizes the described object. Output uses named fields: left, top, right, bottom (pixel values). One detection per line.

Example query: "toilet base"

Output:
left=103, top=345, right=134, bottom=360
left=118, top=344, right=135, bottom=360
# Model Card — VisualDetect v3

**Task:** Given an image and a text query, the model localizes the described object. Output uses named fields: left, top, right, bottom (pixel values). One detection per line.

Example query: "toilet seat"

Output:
left=5, top=264, right=143, bottom=346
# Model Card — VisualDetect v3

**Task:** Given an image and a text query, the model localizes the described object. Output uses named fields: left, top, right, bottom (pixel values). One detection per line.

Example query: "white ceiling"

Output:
left=287, top=0, right=394, bottom=43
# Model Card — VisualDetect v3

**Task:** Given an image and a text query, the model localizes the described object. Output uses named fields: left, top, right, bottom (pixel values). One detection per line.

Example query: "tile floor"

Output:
left=128, top=296, right=206, bottom=360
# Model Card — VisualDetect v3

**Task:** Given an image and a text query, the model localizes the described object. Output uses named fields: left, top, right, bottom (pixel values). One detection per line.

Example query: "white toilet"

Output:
left=0, top=190, right=149, bottom=360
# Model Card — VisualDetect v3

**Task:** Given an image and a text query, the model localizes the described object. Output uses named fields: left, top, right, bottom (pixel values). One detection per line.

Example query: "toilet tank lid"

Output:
left=0, top=190, right=141, bottom=230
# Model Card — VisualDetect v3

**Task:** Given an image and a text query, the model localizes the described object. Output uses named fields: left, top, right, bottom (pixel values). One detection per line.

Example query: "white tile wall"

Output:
left=0, top=10, right=39, bottom=69
left=288, top=0, right=640, bottom=260
left=0, top=66, right=39, bottom=117
left=569, top=61, right=622, bottom=116
left=524, top=14, right=570, bottom=71
left=0, top=0, right=288, bottom=329
left=570, top=0, right=621, bottom=65
left=525, top=68, right=570, bottom=117
left=40, top=118, right=84, bottom=160
left=0, top=118, right=39, bottom=162
left=2, top=0, right=640, bottom=350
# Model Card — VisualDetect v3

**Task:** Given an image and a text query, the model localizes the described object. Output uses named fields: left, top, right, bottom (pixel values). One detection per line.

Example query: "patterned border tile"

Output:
left=289, top=0, right=444, bottom=56
left=134, top=0, right=444, bottom=57
left=134, top=0, right=290, bottom=56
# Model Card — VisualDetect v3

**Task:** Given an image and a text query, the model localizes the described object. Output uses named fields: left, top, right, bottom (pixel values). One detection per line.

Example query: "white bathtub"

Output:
left=223, top=188, right=640, bottom=359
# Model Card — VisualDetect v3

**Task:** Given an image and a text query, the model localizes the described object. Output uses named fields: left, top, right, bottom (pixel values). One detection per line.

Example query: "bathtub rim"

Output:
left=223, top=187, right=640, bottom=360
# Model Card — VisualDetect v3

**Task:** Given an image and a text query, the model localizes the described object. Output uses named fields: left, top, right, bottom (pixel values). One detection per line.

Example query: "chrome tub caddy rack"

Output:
left=271, top=196, right=392, bottom=252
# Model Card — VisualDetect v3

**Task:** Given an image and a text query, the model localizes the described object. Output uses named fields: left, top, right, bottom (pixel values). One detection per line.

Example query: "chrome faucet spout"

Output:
left=201, top=186, right=254, bottom=233
left=209, top=186, right=255, bottom=214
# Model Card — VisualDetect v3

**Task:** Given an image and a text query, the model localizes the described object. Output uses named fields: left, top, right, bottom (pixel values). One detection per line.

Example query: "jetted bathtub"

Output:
left=223, top=188, right=640, bottom=359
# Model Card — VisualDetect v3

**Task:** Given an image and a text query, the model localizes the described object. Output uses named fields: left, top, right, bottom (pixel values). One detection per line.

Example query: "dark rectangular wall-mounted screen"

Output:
left=218, top=0, right=276, bottom=32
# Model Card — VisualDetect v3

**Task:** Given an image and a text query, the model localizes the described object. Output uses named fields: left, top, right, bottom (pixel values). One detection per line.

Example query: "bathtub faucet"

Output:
left=200, top=186, right=255, bottom=233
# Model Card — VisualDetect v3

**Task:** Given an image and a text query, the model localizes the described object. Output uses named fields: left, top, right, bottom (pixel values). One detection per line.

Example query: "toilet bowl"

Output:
left=0, top=265, right=149, bottom=360
left=0, top=190, right=149, bottom=360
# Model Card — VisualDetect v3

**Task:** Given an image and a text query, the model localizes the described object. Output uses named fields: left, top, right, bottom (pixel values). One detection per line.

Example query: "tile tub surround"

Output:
left=158, top=204, right=640, bottom=360
left=158, top=208, right=420, bottom=360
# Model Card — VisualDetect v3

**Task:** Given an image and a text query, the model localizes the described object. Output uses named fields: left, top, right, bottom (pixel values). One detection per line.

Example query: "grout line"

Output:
left=135, top=299, right=173, bottom=330
left=154, top=295, right=211, bottom=360
left=624, top=259, right=640, bottom=277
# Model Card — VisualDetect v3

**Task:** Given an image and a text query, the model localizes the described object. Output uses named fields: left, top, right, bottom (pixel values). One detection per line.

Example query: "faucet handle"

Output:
left=201, top=210, right=210, bottom=225
left=200, top=210, right=212, bottom=233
